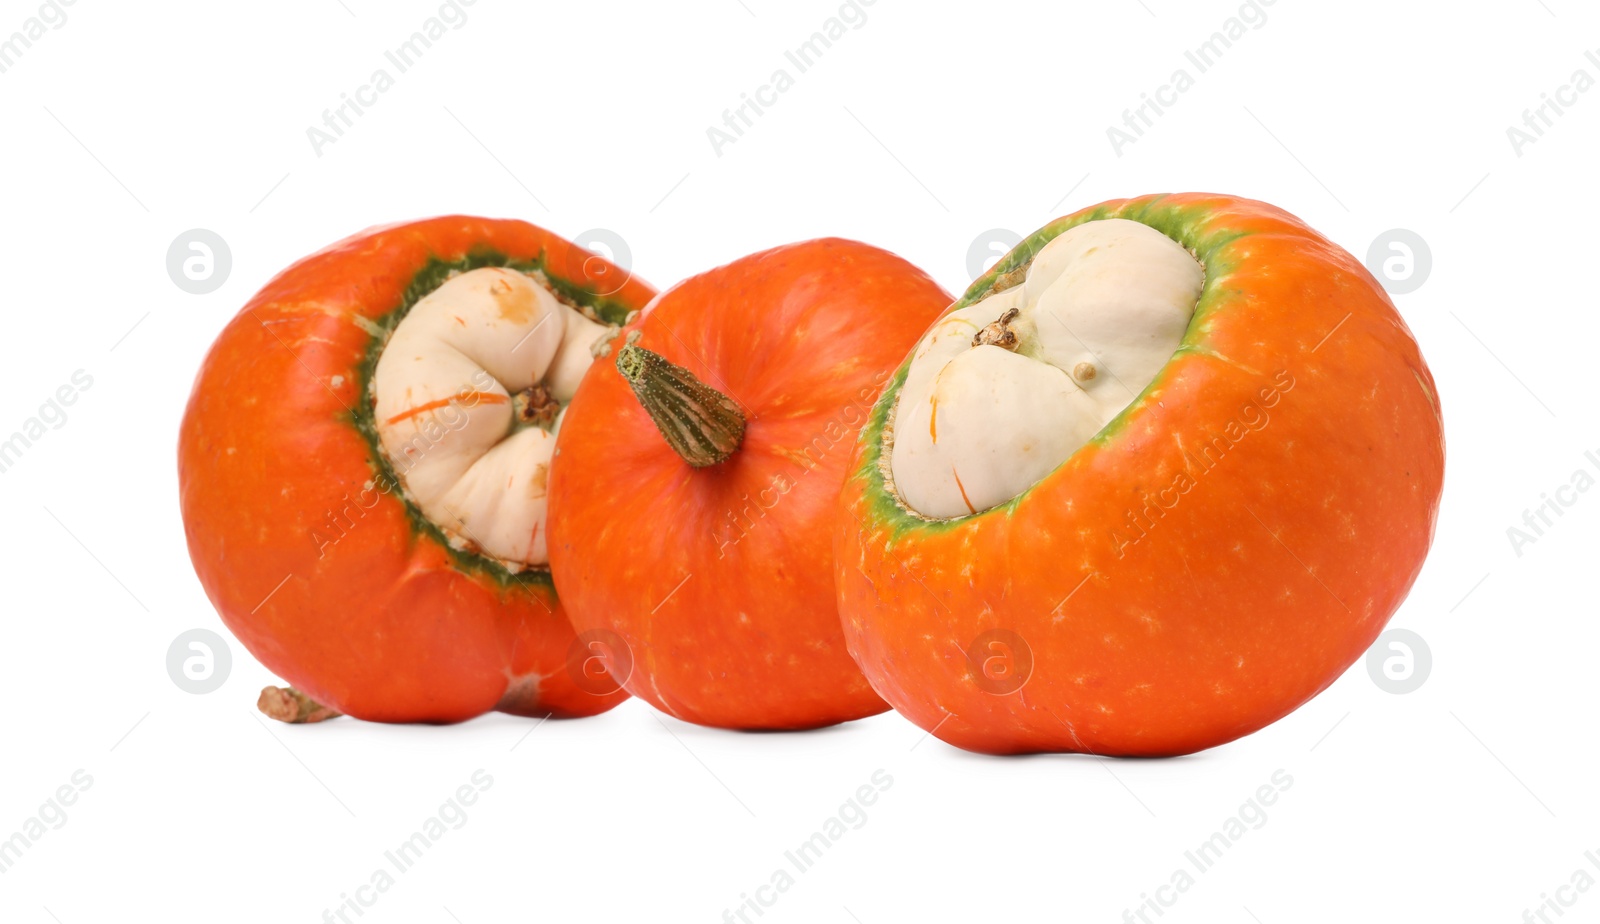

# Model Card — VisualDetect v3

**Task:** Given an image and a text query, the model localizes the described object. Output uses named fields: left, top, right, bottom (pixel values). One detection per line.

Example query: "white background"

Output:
left=1, top=1, right=1595, bottom=922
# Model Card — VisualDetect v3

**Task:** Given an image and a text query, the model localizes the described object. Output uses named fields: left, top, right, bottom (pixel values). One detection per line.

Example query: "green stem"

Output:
left=616, top=343, right=746, bottom=468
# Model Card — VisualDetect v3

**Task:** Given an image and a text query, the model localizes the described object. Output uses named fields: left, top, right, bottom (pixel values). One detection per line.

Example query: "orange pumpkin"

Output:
left=179, top=217, right=655, bottom=723
left=548, top=239, right=952, bottom=730
left=834, top=194, right=1445, bottom=756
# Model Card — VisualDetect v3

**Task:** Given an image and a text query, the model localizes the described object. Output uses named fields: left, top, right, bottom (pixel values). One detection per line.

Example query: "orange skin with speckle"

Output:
left=548, top=239, right=952, bottom=730
left=178, top=217, right=655, bottom=723
left=835, top=194, right=1445, bottom=756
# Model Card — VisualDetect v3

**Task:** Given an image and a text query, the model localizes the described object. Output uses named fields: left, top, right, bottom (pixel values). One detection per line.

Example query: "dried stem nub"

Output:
left=258, top=686, right=342, bottom=724
left=973, top=307, right=1023, bottom=351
